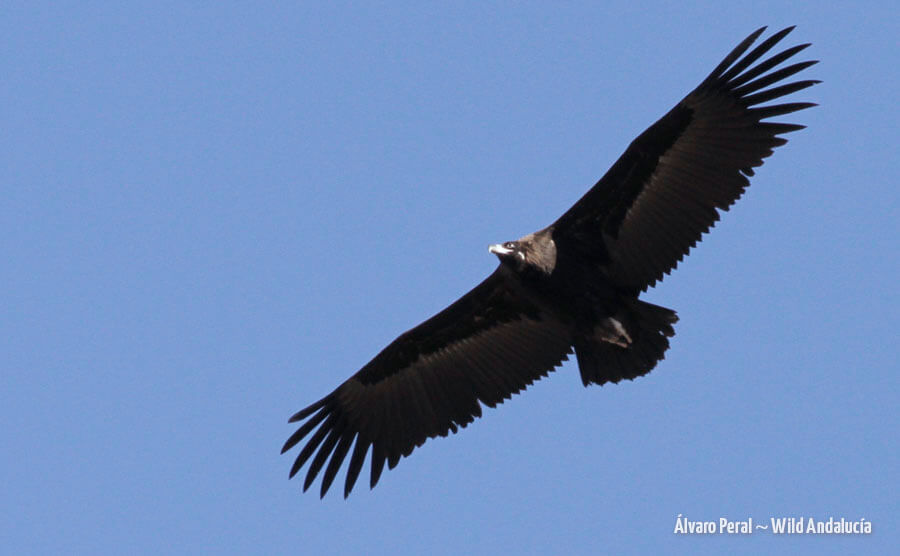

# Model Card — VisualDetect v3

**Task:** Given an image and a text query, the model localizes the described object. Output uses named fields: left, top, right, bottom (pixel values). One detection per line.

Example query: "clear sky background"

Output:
left=3, top=2, right=897, bottom=555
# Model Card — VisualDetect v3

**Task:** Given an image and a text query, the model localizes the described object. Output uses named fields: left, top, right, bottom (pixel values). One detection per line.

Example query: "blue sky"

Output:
left=3, top=2, right=898, bottom=555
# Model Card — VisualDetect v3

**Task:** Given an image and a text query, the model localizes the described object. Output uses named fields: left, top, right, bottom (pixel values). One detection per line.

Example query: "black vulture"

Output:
left=283, top=26, right=818, bottom=498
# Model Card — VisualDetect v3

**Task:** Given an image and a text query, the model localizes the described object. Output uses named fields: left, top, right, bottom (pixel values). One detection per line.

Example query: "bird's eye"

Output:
left=505, top=242, right=515, bottom=249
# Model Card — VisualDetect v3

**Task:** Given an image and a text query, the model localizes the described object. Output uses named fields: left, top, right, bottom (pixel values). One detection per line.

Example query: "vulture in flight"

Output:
left=283, top=26, right=818, bottom=498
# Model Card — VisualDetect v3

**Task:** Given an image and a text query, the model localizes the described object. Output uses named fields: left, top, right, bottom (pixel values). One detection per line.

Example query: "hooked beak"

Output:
left=489, top=243, right=514, bottom=256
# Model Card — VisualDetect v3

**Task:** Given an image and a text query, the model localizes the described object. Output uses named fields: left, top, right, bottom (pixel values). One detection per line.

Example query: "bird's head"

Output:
left=489, top=231, right=557, bottom=275
left=489, top=241, right=526, bottom=268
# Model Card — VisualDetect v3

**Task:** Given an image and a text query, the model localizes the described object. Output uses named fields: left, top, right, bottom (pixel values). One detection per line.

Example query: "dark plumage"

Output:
left=283, top=26, right=819, bottom=498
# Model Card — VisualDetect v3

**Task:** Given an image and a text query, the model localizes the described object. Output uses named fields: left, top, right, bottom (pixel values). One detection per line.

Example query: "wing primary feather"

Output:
left=304, top=422, right=344, bottom=493
left=290, top=411, right=338, bottom=479
left=702, top=26, right=767, bottom=84
left=282, top=405, right=330, bottom=456
left=733, top=61, right=819, bottom=97
left=758, top=122, right=807, bottom=134
left=288, top=396, right=330, bottom=423
left=718, top=26, right=795, bottom=83
left=727, top=44, right=812, bottom=89
left=749, top=102, right=818, bottom=119
left=320, top=430, right=355, bottom=498
left=741, top=80, right=821, bottom=106
left=344, top=436, right=370, bottom=498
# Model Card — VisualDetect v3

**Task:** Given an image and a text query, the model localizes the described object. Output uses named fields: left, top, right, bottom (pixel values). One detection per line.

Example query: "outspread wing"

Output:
left=282, top=267, right=573, bottom=498
left=553, top=26, right=819, bottom=291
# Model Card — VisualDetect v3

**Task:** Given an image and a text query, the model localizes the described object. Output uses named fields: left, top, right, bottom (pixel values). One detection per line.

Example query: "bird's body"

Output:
left=283, top=26, right=819, bottom=497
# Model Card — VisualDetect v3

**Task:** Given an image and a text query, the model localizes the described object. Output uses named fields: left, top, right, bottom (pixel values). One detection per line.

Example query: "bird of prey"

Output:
left=283, top=26, right=818, bottom=498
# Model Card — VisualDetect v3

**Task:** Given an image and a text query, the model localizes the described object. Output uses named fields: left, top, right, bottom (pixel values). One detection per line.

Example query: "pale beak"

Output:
left=489, top=244, right=514, bottom=256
